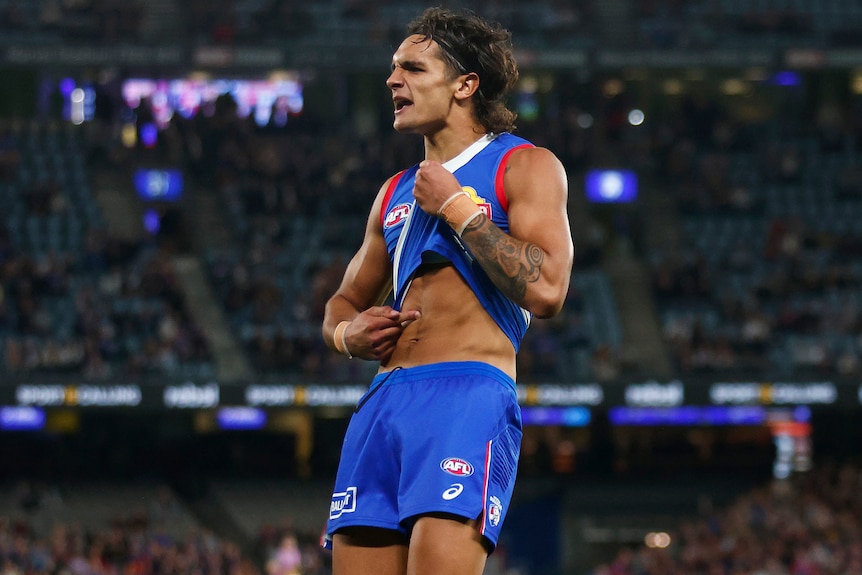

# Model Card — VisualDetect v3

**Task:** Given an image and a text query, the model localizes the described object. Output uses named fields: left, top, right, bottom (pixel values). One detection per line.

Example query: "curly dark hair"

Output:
left=406, top=7, right=519, bottom=134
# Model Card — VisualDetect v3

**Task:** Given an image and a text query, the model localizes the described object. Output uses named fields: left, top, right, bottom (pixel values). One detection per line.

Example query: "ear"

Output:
left=454, top=72, right=480, bottom=101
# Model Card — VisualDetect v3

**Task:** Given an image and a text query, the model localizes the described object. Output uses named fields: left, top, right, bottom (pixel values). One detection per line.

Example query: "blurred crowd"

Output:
left=635, top=0, right=862, bottom=50
left=0, top=0, right=143, bottom=42
left=0, top=122, right=212, bottom=379
left=0, top=483, right=252, bottom=575
left=590, top=459, right=862, bottom=575
left=3, top=2, right=862, bottom=384
left=0, top=482, right=331, bottom=575
left=6, top=460, right=862, bottom=575
left=645, top=80, right=862, bottom=378
left=186, top=0, right=591, bottom=48
left=0, top=0, right=591, bottom=50
left=7, top=69, right=862, bottom=382
left=5, top=0, right=860, bottom=53
left=0, top=235, right=211, bottom=378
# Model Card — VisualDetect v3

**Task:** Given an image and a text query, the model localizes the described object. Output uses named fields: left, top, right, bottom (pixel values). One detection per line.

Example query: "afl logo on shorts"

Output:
left=440, top=457, right=474, bottom=477
left=384, top=203, right=411, bottom=229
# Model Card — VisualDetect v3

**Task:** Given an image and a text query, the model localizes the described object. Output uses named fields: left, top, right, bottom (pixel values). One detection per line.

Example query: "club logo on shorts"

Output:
left=440, top=457, right=474, bottom=477
left=487, top=495, right=503, bottom=527
left=330, top=486, right=357, bottom=520
left=384, top=203, right=411, bottom=229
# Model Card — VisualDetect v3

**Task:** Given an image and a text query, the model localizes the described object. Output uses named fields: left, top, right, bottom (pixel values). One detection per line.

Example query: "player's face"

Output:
left=386, top=34, right=462, bottom=134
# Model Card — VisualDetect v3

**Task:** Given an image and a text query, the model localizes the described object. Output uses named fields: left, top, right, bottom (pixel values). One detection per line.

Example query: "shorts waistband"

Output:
left=372, top=361, right=516, bottom=392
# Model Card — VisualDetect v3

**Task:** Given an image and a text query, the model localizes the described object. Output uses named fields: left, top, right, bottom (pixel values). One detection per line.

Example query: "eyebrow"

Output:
left=391, top=58, right=424, bottom=71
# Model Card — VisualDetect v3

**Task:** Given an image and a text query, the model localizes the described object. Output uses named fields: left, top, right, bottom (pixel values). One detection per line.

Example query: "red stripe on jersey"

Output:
left=380, top=170, right=407, bottom=228
left=480, top=439, right=493, bottom=536
left=494, top=144, right=533, bottom=214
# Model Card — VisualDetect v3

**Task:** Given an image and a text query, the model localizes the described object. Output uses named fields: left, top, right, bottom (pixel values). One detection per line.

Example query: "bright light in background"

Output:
left=722, top=78, right=750, bottom=96
left=585, top=169, right=638, bottom=203
left=577, top=113, right=594, bottom=129
left=771, top=70, right=801, bottom=86
left=628, top=108, right=645, bottom=126
left=644, top=532, right=671, bottom=549
left=62, top=81, right=96, bottom=124
left=70, top=88, right=86, bottom=125
left=121, top=123, right=137, bottom=148
left=139, top=122, right=158, bottom=148
left=662, top=79, right=683, bottom=95
left=602, top=78, right=624, bottom=98
left=143, top=209, right=161, bottom=234
left=121, top=77, right=305, bottom=128
left=217, top=407, right=267, bottom=430
left=516, top=75, right=540, bottom=122
left=519, top=75, right=539, bottom=93
left=0, top=406, right=46, bottom=430
left=59, top=77, right=76, bottom=97
left=599, top=172, right=624, bottom=199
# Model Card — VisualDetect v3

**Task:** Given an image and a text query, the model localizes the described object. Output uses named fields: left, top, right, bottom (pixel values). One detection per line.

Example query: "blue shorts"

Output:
left=323, top=361, right=522, bottom=552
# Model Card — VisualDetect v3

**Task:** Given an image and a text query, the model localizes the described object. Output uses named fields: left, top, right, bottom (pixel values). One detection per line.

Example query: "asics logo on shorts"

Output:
left=442, top=483, right=464, bottom=501
left=330, top=487, right=357, bottom=520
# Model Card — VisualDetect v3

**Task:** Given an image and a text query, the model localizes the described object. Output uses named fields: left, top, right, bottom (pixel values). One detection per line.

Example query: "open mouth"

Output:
left=394, top=98, right=413, bottom=113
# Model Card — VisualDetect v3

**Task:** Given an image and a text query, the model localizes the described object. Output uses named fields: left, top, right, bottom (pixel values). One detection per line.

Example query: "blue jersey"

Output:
left=379, top=133, right=534, bottom=351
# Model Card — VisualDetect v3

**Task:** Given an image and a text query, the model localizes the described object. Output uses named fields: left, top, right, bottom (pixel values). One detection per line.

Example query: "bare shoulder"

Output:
left=366, top=172, right=404, bottom=230
left=509, top=145, right=564, bottom=169
left=504, top=145, right=568, bottom=200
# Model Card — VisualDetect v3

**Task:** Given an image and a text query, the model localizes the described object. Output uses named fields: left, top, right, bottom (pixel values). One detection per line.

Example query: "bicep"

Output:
left=504, top=147, right=574, bottom=274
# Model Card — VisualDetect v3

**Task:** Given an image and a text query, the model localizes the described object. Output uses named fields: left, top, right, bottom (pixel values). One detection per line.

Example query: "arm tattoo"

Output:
left=461, top=214, right=543, bottom=302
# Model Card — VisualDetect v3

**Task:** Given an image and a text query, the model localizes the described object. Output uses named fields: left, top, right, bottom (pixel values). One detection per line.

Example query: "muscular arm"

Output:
left=460, top=214, right=545, bottom=307
left=414, top=146, right=574, bottom=318
left=322, top=178, right=420, bottom=361
left=460, top=147, right=573, bottom=318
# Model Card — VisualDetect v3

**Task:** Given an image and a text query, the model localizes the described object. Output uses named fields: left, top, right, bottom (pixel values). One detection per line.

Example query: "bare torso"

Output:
left=381, top=263, right=517, bottom=379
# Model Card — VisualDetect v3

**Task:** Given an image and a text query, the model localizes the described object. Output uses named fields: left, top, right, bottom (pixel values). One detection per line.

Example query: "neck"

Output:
left=424, top=127, right=490, bottom=163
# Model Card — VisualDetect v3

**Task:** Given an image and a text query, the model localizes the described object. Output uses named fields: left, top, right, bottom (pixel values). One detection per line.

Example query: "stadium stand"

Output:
left=2, top=2, right=862, bottom=575
left=647, top=87, right=862, bottom=377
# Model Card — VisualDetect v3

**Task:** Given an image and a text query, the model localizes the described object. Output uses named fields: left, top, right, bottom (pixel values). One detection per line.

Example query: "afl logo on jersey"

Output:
left=384, top=203, right=411, bottom=229
left=440, top=457, right=474, bottom=477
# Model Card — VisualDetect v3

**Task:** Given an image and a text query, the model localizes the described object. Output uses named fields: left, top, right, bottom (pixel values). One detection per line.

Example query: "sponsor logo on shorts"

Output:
left=384, top=203, right=411, bottom=229
left=440, top=457, right=474, bottom=477
left=329, top=487, right=357, bottom=520
left=442, top=483, right=464, bottom=501
left=487, top=495, right=503, bottom=527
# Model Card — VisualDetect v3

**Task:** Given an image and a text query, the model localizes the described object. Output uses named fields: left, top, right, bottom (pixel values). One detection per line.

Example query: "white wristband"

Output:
left=333, top=320, right=353, bottom=359
left=437, top=192, right=483, bottom=237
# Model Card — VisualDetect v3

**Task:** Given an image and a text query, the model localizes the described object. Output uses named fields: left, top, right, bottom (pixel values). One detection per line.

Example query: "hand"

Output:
left=413, top=160, right=463, bottom=216
left=346, top=306, right=421, bottom=362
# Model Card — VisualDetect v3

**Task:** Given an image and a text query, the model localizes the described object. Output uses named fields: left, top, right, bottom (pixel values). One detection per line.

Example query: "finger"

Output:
left=371, top=306, right=400, bottom=320
left=399, top=310, right=421, bottom=327
left=373, top=341, right=396, bottom=362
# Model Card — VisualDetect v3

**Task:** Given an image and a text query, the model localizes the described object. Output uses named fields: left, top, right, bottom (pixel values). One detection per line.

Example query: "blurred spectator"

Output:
left=589, top=460, right=862, bottom=575
left=265, top=533, right=302, bottom=575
